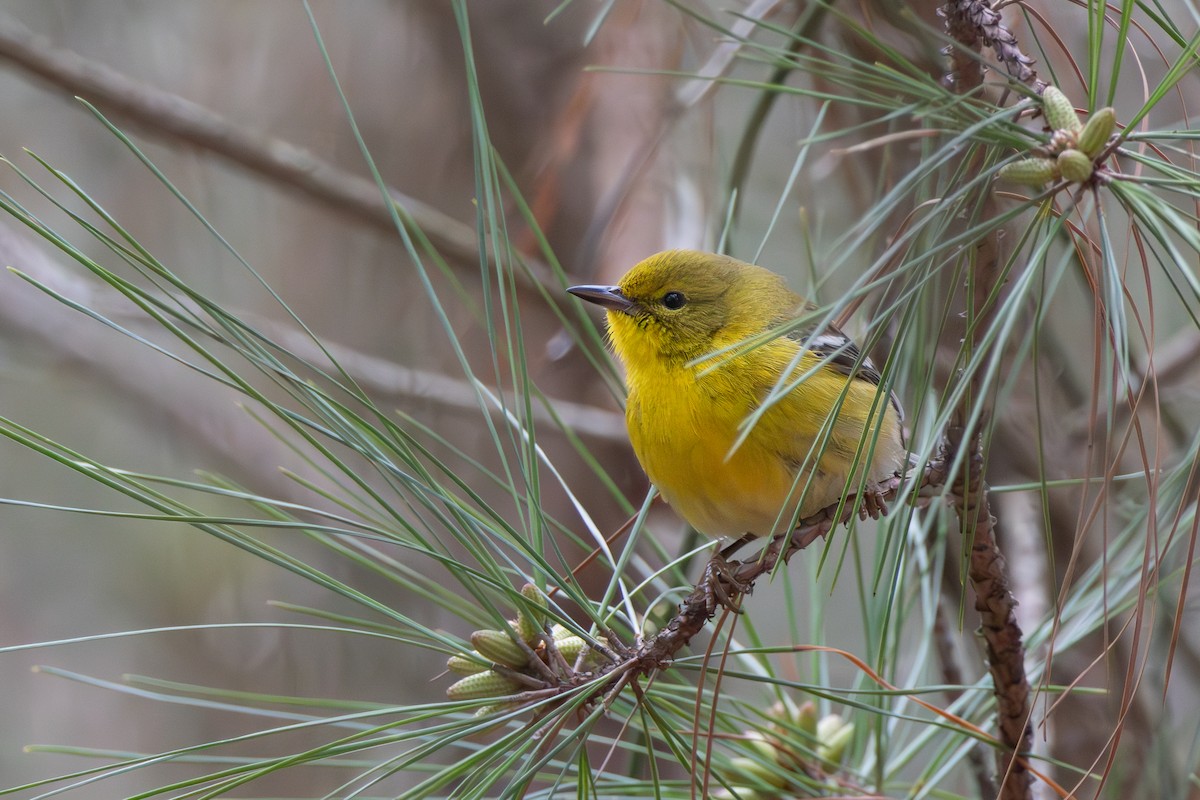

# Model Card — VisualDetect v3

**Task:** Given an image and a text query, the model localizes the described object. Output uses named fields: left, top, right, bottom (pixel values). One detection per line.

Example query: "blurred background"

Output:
left=0, top=1, right=1197, bottom=797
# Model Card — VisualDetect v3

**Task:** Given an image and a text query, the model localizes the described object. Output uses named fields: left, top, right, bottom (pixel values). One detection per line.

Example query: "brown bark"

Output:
left=938, top=1, right=1045, bottom=796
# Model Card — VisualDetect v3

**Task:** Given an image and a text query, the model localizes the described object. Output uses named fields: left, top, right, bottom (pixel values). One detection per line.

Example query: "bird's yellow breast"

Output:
left=625, top=363, right=799, bottom=538
left=617, top=327, right=902, bottom=538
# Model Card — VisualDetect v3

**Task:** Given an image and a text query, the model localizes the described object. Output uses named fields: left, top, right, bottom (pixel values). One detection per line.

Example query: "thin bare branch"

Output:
left=0, top=222, right=311, bottom=503
left=260, top=319, right=626, bottom=444
left=0, top=15, right=569, bottom=291
left=0, top=223, right=626, bottom=504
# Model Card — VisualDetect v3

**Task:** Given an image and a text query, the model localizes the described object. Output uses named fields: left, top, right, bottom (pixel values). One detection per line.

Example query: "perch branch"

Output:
left=612, top=461, right=948, bottom=678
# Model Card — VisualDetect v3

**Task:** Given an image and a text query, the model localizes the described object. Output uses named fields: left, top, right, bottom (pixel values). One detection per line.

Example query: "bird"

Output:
left=567, top=250, right=907, bottom=582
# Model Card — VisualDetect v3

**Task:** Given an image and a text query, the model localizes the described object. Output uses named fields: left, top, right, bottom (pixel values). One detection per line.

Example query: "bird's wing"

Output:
left=789, top=329, right=883, bottom=385
left=784, top=326, right=904, bottom=425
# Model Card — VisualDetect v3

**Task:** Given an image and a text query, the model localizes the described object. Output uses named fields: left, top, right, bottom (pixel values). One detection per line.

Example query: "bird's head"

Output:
left=568, top=250, right=802, bottom=367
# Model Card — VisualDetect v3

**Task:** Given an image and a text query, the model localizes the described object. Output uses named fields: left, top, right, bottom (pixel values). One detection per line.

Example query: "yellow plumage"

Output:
left=569, top=250, right=906, bottom=539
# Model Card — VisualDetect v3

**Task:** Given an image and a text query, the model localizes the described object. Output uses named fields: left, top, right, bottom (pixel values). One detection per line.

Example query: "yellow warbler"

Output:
left=568, top=250, right=906, bottom=545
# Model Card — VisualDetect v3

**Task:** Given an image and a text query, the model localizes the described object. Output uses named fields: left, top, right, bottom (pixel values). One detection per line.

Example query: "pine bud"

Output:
left=515, top=583, right=548, bottom=644
left=1077, top=107, right=1116, bottom=158
left=795, top=701, right=819, bottom=740
left=446, top=670, right=522, bottom=700
left=744, top=732, right=779, bottom=765
left=471, top=629, right=529, bottom=669
left=555, top=635, right=586, bottom=663
left=1057, top=148, right=1094, bottom=183
left=1042, top=86, right=1082, bottom=133
left=446, top=652, right=489, bottom=675
left=712, top=788, right=764, bottom=800
left=997, top=157, right=1059, bottom=187
left=473, top=702, right=515, bottom=718
left=728, top=756, right=785, bottom=788
left=816, top=714, right=855, bottom=770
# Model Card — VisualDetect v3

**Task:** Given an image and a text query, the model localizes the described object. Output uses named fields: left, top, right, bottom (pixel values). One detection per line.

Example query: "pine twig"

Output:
left=609, top=459, right=949, bottom=679
left=941, top=0, right=1045, bottom=91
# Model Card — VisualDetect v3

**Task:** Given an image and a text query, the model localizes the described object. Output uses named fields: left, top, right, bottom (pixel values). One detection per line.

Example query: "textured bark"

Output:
left=938, top=2, right=1040, bottom=797
left=941, top=0, right=1044, bottom=91
left=948, top=425, right=1035, bottom=799
left=604, top=463, right=947, bottom=680
left=936, top=591, right=1001, bottom=799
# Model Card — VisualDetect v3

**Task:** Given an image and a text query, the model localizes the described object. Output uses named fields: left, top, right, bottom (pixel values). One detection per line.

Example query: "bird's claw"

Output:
left=859, top=474, right=903, bottom=520
left=701, top=553, right=752, bottom=614
left=860, top=490, right=889, bottom=519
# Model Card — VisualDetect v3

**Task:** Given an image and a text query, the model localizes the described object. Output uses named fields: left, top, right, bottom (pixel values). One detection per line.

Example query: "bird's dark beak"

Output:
left=567, top=284, right=635, bottom=314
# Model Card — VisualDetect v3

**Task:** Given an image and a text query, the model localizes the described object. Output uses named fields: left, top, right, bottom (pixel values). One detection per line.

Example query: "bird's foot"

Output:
left=778, top=516, right=836, bottom=564
left=859, top=473, right=903, bottom=520
left=701, top=551, right=753, bottom=614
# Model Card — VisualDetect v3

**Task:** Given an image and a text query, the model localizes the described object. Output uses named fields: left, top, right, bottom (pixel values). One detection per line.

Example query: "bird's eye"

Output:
left=661, top=291, right=687, bottom=310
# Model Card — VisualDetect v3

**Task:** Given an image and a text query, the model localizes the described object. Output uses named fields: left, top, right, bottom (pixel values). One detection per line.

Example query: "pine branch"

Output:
left=917, top=0, right=1051, bottom=789
left=935, top=590, right=1001, bottom=799
left=607, top=459, right=947, bottom=677
left=939, top=3, right=1038, bottom=797
left=947, top=418, right=1035, bottom=799
left=941, top=0, right=1045, bottom=91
